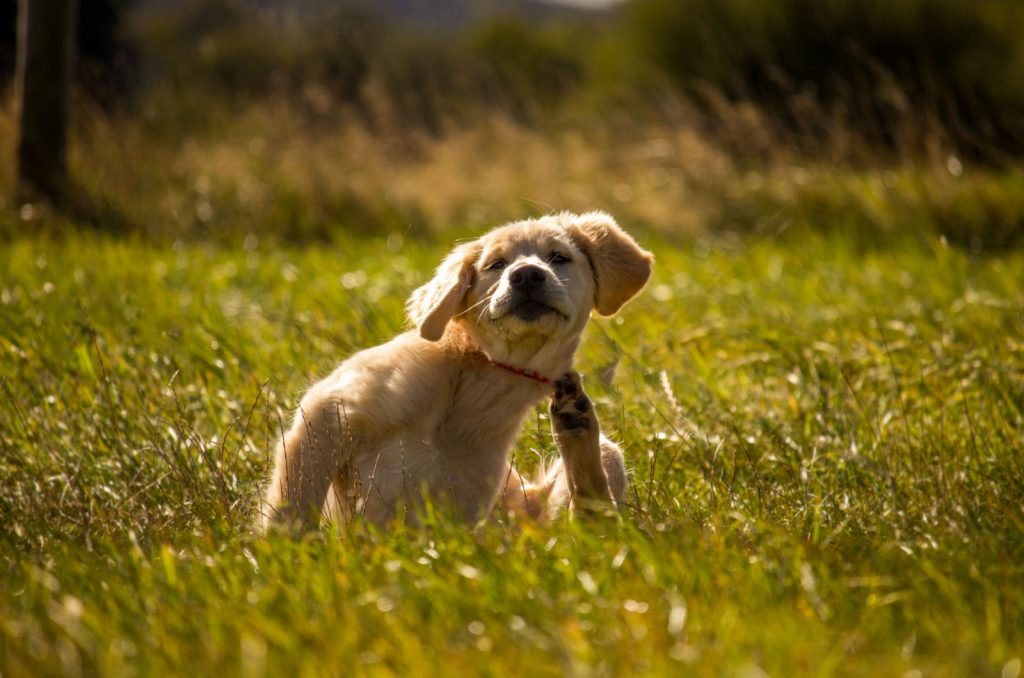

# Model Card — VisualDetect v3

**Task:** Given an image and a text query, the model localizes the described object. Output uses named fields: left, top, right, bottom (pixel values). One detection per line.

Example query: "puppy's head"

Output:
left=407, top=212, right=653, bottom=369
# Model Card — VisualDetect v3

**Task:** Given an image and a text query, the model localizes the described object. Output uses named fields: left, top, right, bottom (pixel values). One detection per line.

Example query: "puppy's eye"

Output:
left=486, top=260, right=506, bottom=271
left=548, top=253, right=570, bottom=265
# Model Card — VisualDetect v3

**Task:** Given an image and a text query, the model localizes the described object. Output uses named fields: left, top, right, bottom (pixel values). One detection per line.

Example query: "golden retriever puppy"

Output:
left=261, top=211, right=652, bottom=531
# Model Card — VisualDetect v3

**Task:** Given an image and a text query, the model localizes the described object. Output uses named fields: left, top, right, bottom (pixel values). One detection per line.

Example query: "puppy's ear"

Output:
left=564, top=211, right=653, bottom=315
left=406, top=241, right=480, bottom=341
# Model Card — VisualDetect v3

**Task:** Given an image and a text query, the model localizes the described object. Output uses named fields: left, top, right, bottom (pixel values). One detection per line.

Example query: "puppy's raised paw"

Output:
left=550, top=372, right=596, bottom=437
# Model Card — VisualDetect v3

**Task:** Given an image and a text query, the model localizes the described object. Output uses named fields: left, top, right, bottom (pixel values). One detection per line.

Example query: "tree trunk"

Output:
left=15, top=0, right=77, bottom=203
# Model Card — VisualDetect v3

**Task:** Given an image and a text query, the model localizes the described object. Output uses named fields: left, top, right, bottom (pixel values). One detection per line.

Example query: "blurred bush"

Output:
left=132, top=1, right=587, bottom=130
left=465, top=17, right=583, bottom=113
left=624, top=0, right=1024, bottom=160
left=138, top=0, right=372, bottom=104
left=117, top=0, right=1024, bottom=163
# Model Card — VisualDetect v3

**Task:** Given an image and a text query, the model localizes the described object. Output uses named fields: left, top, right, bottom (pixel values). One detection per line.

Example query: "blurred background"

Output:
left=3, top=0, right=1024, bottom=247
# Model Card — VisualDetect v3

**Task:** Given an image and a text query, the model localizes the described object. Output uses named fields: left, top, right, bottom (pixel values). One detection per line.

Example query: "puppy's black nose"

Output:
left=509, top=264, right=547, bottom=292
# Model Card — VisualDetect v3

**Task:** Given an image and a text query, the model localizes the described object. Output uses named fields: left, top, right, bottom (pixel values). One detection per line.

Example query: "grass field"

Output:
left=1, top=224, right=1021, bottom=675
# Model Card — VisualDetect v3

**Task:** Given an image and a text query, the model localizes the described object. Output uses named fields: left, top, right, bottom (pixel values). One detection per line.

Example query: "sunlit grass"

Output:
left=1, top=227, right=1021, bottom=675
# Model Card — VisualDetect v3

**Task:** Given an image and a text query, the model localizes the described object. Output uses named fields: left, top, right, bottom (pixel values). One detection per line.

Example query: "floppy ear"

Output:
left=564, top=211, right=653, bottom=315
left=406, top=241, right=480, bottom=341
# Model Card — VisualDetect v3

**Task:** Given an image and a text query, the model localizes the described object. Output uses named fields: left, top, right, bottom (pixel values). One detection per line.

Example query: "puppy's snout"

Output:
left=509, top=264, right=547, bottom=292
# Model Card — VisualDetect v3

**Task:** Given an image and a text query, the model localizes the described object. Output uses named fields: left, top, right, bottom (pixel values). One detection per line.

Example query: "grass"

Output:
left=1, top=224, right=1022, bottom=675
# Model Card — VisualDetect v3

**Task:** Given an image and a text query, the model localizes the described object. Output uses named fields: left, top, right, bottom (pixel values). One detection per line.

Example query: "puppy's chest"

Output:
left=348, top=391, right=536, bottom=501
left=346, top=374, right=541, bottom=497
left=436, top=378, right=542, bottom=451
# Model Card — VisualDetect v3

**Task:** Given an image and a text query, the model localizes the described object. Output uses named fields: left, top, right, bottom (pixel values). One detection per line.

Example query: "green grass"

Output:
left=1, top=228, right=1022, bottom=675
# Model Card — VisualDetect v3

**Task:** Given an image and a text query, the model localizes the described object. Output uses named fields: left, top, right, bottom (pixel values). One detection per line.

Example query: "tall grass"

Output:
left=8, top=100, right=1024, bottom=251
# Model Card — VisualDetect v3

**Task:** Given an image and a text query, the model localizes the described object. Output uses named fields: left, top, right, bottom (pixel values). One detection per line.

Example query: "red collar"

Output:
left=488, top=359, right=551, bottom=385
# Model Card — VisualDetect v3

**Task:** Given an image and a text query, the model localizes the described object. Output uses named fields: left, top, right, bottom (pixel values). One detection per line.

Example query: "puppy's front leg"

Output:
left=549, top=372, right=615, bottom=513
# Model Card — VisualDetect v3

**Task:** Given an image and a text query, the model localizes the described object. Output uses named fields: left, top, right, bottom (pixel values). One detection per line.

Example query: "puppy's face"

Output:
left=407, top=211, right=653, bottom=372
left=466, top=222, right=593, bottom=343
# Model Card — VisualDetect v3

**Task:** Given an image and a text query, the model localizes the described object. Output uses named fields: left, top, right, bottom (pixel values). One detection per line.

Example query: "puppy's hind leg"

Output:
left=548, top=372, right=624, bottom=516
left=544, top=440, right=628, bottom=517
left=498, top=465, right=549, bottom=520
left=261, top=405, right=341, bottom=533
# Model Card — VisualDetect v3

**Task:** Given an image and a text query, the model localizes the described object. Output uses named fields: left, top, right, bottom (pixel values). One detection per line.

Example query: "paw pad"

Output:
left=550, top=372, right=594, bottom=435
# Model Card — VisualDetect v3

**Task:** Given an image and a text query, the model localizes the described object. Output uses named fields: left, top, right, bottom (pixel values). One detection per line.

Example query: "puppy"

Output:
left=261, top=211, right=652, bottom=531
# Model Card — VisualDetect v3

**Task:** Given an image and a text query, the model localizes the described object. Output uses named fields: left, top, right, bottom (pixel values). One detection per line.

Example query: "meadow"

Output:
left=3, top=1, right=1024, bottom=673
left=1, top=220, right=1021, bottom=674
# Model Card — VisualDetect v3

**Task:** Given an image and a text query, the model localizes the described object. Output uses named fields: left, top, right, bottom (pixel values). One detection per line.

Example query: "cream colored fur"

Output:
left=261, top=211, right=652, bottom=532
